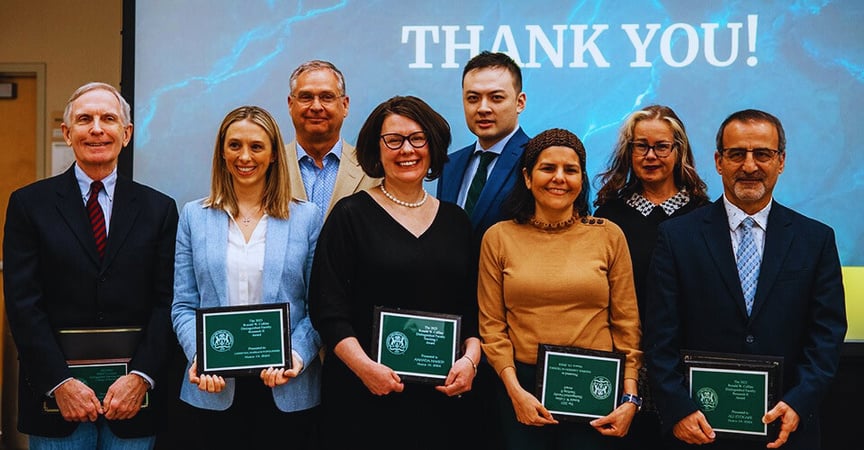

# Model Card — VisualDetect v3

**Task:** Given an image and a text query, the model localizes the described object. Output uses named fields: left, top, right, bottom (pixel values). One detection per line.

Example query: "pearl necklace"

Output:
left=379, top=184, right=428, bottom=208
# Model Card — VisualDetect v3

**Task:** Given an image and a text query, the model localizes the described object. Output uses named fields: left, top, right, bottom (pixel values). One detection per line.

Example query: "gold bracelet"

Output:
left=463, top=355, right=478, bottom=373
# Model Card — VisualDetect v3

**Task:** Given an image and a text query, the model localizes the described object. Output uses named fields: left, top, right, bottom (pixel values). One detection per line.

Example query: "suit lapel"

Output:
left=330, top=142, right=364, bottom=214
left=288, top=140, right=368, bottom=217
left=205, top=208, right=230, bottom=307
left=751, top=202, right=793, bottom=318
left=285, top=142, right=308, bottom=201
left=701, top=200, right=750, bottom=318
left=261, top=216, right=290, bottom=304
left=439, top=145, right=472, bottom=203
left=471, top=128, right=528, bottom=228
left=54, top=168, right=102, bottom=265
left=102, top=176, right=139, bottom=268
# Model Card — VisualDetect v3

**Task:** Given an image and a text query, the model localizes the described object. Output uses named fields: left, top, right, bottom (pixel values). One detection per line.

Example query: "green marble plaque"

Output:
left=683, top=350, right=783, bottom=441
left=197, top=303, right=290, bottom=377
left=372, top=307, right=461, bottom=384
left=535, top=344, right=625, bottom=422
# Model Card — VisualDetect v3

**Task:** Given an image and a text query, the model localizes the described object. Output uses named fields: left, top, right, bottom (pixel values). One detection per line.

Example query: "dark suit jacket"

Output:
left=3, top=165, right=179, bottom=438
left=644, top=199, right=847, bottom=449
left=437, top=127, right=530, bottom=240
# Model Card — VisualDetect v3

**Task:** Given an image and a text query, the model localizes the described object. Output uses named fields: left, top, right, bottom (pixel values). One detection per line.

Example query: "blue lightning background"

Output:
left=134, top=0, right=863, bottom=267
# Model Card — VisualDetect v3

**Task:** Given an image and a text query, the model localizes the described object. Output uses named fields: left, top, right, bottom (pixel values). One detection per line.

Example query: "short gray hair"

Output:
left=288, top=60, right=346, bottom=96
left=63, top=82, right=132, bottom=127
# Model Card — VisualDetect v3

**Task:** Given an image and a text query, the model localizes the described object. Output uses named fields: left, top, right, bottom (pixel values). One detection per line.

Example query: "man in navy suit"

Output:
left=644, top=109, right=847, bottom=449
left=437, top=50, right=529, bottom=245
left=436, top=50, right=529, bottom=450
left=3, top=82, right=178, bottom=449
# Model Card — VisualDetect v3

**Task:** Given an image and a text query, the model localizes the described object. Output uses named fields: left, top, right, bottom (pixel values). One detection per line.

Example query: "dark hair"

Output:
left=355, top=96, right=451, bottom=180
left=503, top=128, right=590, bottom=223
left=715, top=109, right=786, bottom=153
left=462, top=51, right=523, bottom=93
left=594, top=104, right=708, bottom=207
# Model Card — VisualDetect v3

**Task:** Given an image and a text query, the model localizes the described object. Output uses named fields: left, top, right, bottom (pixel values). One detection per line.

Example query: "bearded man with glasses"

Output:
left=644, top=109, right=846, bottom=450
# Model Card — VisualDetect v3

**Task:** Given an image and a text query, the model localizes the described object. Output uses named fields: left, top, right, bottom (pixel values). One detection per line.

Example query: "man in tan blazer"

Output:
left=286, top=60, right=380, bottom=219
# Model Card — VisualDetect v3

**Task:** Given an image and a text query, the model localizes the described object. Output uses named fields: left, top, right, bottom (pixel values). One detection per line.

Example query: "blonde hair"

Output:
left=203, top=106, right=293, bottom=219
left=594, top=104, right=708, bottom=207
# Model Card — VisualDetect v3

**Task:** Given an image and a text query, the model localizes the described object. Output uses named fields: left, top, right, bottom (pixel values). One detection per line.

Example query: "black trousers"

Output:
left=160, top=376, right=319, bottom=450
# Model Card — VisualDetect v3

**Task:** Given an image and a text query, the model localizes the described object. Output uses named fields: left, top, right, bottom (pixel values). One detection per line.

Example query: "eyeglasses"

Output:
left=720, top=148, right=781, bottom=163
left=630, top=141, right=675, bottom=158
left=380, top=132, right=428, bottom=150
left=291, top=92, right=343, bottom=106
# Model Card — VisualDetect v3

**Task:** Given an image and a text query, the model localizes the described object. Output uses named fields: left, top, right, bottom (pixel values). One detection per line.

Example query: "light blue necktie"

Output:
left=736, top=217, right=760, bottom=316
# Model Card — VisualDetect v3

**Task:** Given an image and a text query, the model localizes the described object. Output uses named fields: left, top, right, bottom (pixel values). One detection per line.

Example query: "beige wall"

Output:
left=0, top=0, right=123, bottom=164
left=0, top=3, right=122, bottom=447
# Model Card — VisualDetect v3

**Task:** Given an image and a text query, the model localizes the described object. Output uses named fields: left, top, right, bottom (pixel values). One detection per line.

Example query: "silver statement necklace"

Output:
left=379, top=183, right=428, bottom=208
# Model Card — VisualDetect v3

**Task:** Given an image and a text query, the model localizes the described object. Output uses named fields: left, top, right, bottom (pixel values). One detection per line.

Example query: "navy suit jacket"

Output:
left=644, top=199, right=846, bottom=449
left=437, top=127, right=530, bottom=240
left=3, top=166, right=179, bottom=438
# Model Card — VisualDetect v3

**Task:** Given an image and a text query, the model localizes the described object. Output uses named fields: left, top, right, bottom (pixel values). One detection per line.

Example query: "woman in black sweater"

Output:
left=593, top=104, right=710, bottom=448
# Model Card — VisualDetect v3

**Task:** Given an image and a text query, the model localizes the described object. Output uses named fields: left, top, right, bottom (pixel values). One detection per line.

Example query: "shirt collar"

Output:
left=297, top=139, right=343, bottom=163
left=473, top=126, right=519, bottom=156
left=626, top=190, right=691, bottom=217
left=722, top=194, right=772, bottom=231
left=75, top=163, right=117, bottom=201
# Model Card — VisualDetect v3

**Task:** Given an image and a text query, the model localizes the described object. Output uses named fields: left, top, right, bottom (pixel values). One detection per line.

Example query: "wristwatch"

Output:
left=620, top=393, right=643, bottom=411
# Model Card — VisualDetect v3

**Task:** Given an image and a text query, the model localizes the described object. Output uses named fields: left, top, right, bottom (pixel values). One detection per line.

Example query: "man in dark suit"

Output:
left=644, top=109, right=847, bottom=449
left=3, top=82, right=178, bottom=449
left=437, top=50, right=529, bottom=243
left=436, top=51, right=529, bottom=450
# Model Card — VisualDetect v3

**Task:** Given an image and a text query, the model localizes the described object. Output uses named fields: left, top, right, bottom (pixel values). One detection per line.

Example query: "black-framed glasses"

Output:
left=291, top=92, right=343, bottom=105
left=630, top=141, right=675, bottom=158
left=380, top=132, right=428, bottom=150
left=720, top=148, right=781, bottom=163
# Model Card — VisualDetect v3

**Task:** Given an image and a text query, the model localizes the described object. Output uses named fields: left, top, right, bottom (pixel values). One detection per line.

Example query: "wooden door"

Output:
left=0, top=74, right=38, bottom=450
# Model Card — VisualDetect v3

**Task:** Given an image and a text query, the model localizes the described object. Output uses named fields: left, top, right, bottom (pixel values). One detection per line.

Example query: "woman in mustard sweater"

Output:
left=478, top=128, right=642, bottom=450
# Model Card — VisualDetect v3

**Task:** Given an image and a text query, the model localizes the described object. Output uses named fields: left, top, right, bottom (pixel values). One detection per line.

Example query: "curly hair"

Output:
left=502, top=128, right=590, bottom=223
left=594, top=104, right=708, bottom=207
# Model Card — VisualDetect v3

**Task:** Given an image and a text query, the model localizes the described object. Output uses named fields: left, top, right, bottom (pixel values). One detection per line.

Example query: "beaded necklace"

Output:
left=379, top=183, right=428, bottom=208
left=528, top=214, right=578, bottom=231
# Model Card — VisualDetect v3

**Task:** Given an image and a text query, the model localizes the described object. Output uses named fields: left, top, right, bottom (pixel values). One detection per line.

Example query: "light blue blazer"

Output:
left=171, top=198, right=323, bottom=412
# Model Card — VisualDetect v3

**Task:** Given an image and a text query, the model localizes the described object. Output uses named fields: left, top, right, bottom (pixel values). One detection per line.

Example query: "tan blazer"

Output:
left=286, top=140, right=381, bottom=219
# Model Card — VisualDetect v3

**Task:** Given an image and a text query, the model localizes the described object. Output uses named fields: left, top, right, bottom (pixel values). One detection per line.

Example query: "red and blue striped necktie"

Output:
left=87, top=181, right=107, bottom=259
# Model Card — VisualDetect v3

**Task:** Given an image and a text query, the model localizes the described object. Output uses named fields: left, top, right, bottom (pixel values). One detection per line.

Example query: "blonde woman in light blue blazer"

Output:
left=171, top=106, right=323, bottom=449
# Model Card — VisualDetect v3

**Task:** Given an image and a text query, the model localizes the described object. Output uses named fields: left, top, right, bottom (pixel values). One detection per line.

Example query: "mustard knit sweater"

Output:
left=478, top=217, right=643, bottom=382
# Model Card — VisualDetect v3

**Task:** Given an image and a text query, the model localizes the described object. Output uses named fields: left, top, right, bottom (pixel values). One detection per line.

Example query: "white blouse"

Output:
left=226, top=215, right=268, bottom=306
